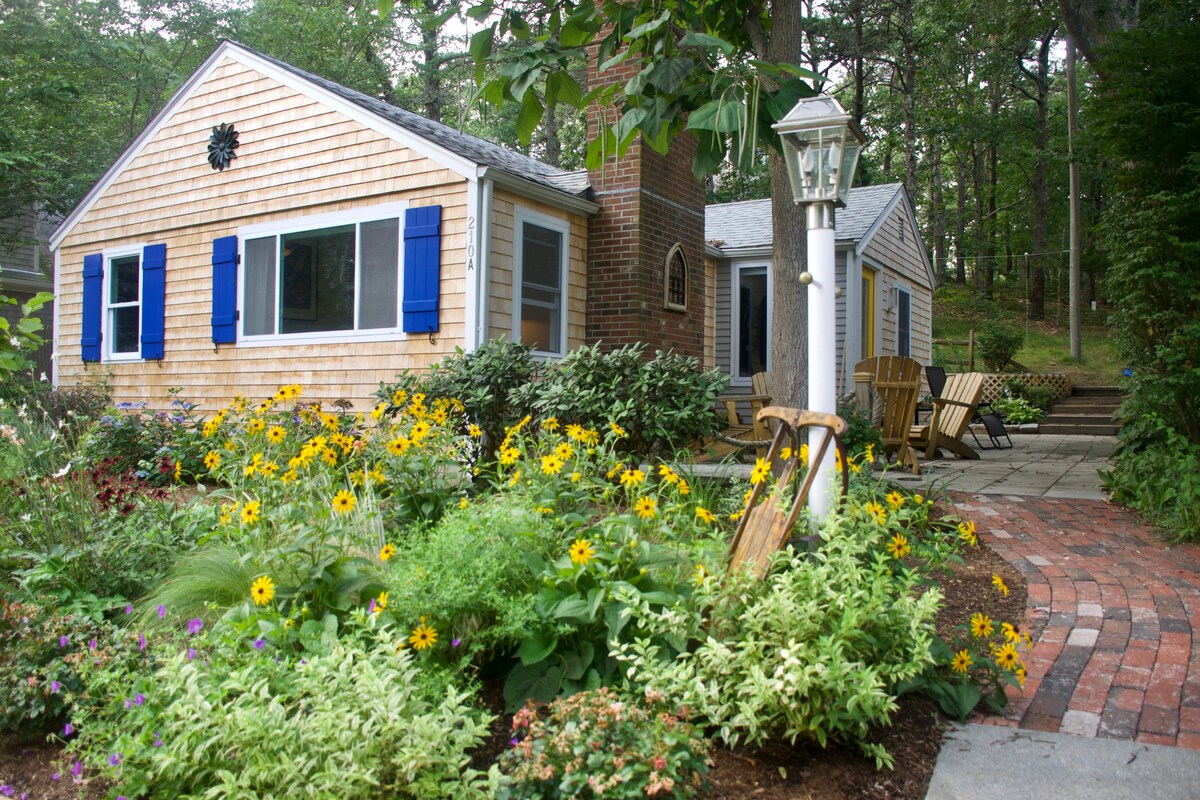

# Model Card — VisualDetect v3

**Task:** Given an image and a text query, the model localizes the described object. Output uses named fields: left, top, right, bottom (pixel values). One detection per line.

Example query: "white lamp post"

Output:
left=773, top=95, right=864, bottom=522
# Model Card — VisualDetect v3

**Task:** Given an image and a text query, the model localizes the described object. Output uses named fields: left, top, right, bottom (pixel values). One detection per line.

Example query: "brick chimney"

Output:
left=585, top=43, right=707, bottom=360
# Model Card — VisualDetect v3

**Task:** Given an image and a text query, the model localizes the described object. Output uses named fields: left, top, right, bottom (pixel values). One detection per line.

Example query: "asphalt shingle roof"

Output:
left=705, top=183, right=902, bottom=251
left=252, top=46, right=591, bottom=200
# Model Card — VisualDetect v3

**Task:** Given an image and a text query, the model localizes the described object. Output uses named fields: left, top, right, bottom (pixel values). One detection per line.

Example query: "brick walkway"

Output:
left=950, top=493, right=1200, bottom=749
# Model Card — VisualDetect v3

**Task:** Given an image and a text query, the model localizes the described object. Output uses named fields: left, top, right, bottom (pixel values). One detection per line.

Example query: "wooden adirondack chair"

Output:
left=854, top=356, right=923, bottom=474
left=726, top=406, right=849, bottom=576
left=714, top=372, right=773, bottom=460
left=909, top=372, right=985, bottom=460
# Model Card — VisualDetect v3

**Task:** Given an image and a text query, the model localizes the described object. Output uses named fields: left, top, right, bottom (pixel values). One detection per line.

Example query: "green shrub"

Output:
left=496, top=687, right=709, bottom=799
left=991, top=395, right=1044, bottom=425
left=510, top=343, right=728, bottom=460
left=382, top=497, right=558, bottom=666
left=69, top=621, right=492, bottom=798
left=1101, top=413, right=1200, bottom=541
left=837, top=397, right=884, bottom=461
left=614, top=514, right=941, bottom=768
left=1002, top=378, right=1054, bottom=411
left=76, top=392, right=207, bottom=484
left=976, top=321, right=1023, bottom=372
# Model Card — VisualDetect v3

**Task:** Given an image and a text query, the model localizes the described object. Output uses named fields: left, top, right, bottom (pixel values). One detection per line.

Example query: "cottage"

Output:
left=49, top=40, right=927, bottom=411
left=706, top=184, right=935, bottom=394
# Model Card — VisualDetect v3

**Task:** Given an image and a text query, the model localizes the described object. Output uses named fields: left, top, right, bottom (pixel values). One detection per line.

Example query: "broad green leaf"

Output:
left=677, top=31, right=736, bottom=55
left=552, top=594, right=590, bottom=622
left=515, top=93, right=544, bottom=145
left=625, top=13, right=668, bottom=40
left=687, top=97, right=744, bottom=133
left=517, top=628, right=557, bottom=665
left=647, top=57, right=694, bottom=94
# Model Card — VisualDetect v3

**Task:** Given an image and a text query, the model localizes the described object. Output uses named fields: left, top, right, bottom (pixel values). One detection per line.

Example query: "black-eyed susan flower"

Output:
left=886, top=532, right=910, bottom=560
left=609, top=421, right=627, bottom=438
left=695, top=506, right=716, bottom=524
left=173, top=460, right=182, bottom=481
left=750, top=458, right=771, bottom=485
left=459, top=497, right=469, bottom=510
left=332, top=490, right=356, bottom=515
left=409, top=622, right=437, bottom=650
left=865, top=501, right=887, bottom=525
left=1001, top=622, right=1020, bottom=643
left=266, top=426, right=286, bottom=444
left=692, top=564, right=710, bottom=585
left=250, top=575, right=275, bottom=606
left=951, top=649, right=972, bottom=674
left=241, top=500, right=261, bottom=526
left=499, top=447, right=520, bottom=466
left=468, top=424, right=482, bottom=438
left=992, top=574, right=1009, bottom=596
left=203, top=451, right=221, bottom=470
left=541, top=454, right=564, bottom=475
left=569, top=538, right=595, bottom=566
left=247, top=418, right=266, bottom=434
left=970, top=611, right=994, bottom=639
left=958, top=520, right=978, bottom=546
left=994, top=642, right=1020, bottom=671
left=886, top=491, right=905, bottom=511
left=780, top=446, right=793, bottom=461
left=619, top=468, right=646, bottom=488
left=634, top=496, right=657, bottom=519
left=379, top=543, right=396, bottom=561
left=677, top=479, right=690, bottom=495
left=554, top=442, right=575, bottom=461
left=542, top=417, right=560, bottom=432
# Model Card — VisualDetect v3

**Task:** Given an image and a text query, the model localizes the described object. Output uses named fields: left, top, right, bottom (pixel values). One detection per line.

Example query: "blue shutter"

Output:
left=81, top=254, right=103, bottom=362
left=402, top=205, right=442, bottom=334
left=140, top=243, right=167, bottom=360
left=211, top=235, right=238, bottom=344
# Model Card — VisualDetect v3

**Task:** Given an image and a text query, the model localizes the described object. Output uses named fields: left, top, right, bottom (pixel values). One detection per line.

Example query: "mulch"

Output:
left=1, top=535, right=1027, bottom=799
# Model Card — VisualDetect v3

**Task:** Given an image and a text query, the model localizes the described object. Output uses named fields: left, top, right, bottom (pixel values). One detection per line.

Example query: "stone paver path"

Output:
left=951, top=492, right=1200, bottom=749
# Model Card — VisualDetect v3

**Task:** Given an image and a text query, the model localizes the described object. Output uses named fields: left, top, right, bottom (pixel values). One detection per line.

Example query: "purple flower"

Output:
left=71, top=760, right=82, bottom=777
left=451, top=638, right=461, bottom=647
left=64, top=723, right=73, bottom=736
left=187, top=618, right=203, bottom=635
left=134, top=693, right=145, bottom=706
left=59, top=635, right=69, bottom=647
left=125, top=604, right=133, bottom=615
left=49, top=680, right=60, bottom=693
left=510, top=737, right=520, bottom=746
left=138, top=633, right=146, bottom=651
left=368, top=598, right=376, bottom=614
left=0, top=784, right=13, bottom=797
left=50, top=773, right=60, bottom=782
left=157, top=604, right=167, bottom=619
left=124, top=698, right=133, bottom=710
left=253, top=638, right=265, bottom=650
left=153, top=732, right=163, bottom=747
left=109, top=753, right=122, bottom=767
left=186, top=647, right=196, bottom=661
left=89, top=638, right=97, bottom=651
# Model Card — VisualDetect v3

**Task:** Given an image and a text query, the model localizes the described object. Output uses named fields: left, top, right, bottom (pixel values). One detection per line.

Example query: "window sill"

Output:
left=237, top=329, right=409, bottom=348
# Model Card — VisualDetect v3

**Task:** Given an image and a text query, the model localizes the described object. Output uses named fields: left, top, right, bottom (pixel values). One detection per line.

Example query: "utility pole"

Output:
left=1067, top=34, right=1082, bottom=362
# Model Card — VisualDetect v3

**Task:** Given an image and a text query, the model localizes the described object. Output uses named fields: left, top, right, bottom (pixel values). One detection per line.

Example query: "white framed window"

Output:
left=514, top=207, right=569, bottom=356
left=103, top=244, right=144, bottom=362
left=238, top=202, right=406, bottom=346
left=733, top=262, right=771, bottom=381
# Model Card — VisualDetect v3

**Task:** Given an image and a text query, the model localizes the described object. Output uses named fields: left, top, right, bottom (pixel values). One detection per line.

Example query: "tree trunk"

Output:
left=1028, top=27, right=1055, bottom=321
left=955, top=158, right=967, bottom=282
left=1067, top=34, right=1083, bottom=360
left=766, top=0, right=807, bottom=409
left=972, top=143, right=985, bottom=292
left=897, top=0, right=919, bottom=202
left=984, top=92, right=1000, bottom=298
left=421, top=2, right=442, bottom=123
left=929, top=134, right=946, bottom=280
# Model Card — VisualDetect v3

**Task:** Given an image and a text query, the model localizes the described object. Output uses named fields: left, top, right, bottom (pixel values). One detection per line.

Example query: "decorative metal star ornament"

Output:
left=207, top=122, right=239, bottom=172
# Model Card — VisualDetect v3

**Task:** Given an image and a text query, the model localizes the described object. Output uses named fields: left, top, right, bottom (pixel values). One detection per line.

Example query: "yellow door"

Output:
left=861, top=268, right=875, bottom=359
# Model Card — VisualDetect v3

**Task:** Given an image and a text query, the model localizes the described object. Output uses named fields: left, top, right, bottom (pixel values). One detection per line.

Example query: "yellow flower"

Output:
left=536, top=506, right=554, bottom=514
left=848, top=457, right=862, bottom=475
left=332, top=490, right=356, bottom=515
left=886, top=491, right=905, bottom=511
left=542, top=417, right=560, bottom=432
left=950, top=649, right=973, bottom=674
left=202, top=418, right=221, bottom=438
left=657, top=464, right=679, bottom=485
left=565, top=423, right=584, bottom=441
left=541, top=454, right=564, bottom=475
left=320, top=412, right=339, bottom=431
left=458, top=497, right=469, bottom=509
left=865, top=501, right=887, bottom=524
left=320, top=447, right=337, bottom=467
left=243, top=452, right=264, bottom=477
left=994, top=642, right=1021, bottom=671
left=247, top=418, right=266, bottom=434
left=578, top=428, right=600, bottom=447
left=695, top=506, right=716, bottom=524
left=250, top=575, right=275, bottom=606
left=886, top=533, right=910, bottom=559
left=379, top=543, right=396, bottom=561
left=865, top=443, right=876, bottom=463
left=391, top=389, right=408, bottom=406
left=958, top=520, right=978, bottom=547
left=692, top=564, right=709, bottom=585
left=749, top=458, right=771, bottom=485
left=203, top=451, right=221, bottom=470
left=605, top=462, right=625, bottom=480
left=374, top=591, right=389, bottom=613
left=634, top=496, right=657, bottom=519
left=569, top=472, right=581, bottom=483
left=499, top=447, right=520, bottom=466
left=409, top=623, right=438, bottom=650
left=468, top=423, right=482, bottom=438
left=554, top=442, right=575, bottom=461
left=218, top=505, right=233, bottom=525
left=619, top=468, right=645, bottom=488
left=241, top=500, right=261, bottom=526
left=992, top=574, right=1009, bottom=597
left=569, top=538, right=595, bottom=566
left=266, top=426, right=286, bottom=444
left=609, top=421, right=627, bottom=438
left=1001, top=622, right=1020, bottom=643
left=677, top=479, right=690, bottom=495
left=173, top=460, right=182, bottom=482
left=387, top=436, right=411, bottom=456
left=370, top=403, right=386, bottom=422
left=798, top=443, right=809, bottom=467
left=913, top=493, right=925, bottom=505
left=507, top=469, right=522, bottom=487
left=780, top=446, right=793, bottom=461
left=1016, top=664, right=1027, bottom=687
left=970, top=612, right=994, bottom=639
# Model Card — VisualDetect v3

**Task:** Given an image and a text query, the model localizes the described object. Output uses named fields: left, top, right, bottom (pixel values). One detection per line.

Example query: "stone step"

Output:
left=1050, top=399, right=1122, bottom=414
left=1038, top=422, right=1121, bottom=436
left=1043, top=413, right=1117, bottom=426
left=1071, top=385, right=1123, bottom=397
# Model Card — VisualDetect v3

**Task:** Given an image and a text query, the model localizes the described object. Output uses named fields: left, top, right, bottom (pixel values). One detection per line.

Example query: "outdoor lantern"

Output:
left=773, top=94, right=865, bottom=524
left=774, top=95, right=864, bottom=207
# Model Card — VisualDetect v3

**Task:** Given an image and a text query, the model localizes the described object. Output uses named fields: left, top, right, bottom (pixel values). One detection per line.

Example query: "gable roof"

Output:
left=52, top=40, right=593, bottom=249
left=705, top=183, right=904, bottom=252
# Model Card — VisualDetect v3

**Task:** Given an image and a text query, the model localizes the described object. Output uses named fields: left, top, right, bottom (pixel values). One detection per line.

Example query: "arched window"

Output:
left=664, top=243, right=688, bottom=312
